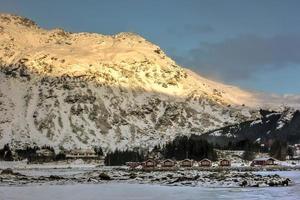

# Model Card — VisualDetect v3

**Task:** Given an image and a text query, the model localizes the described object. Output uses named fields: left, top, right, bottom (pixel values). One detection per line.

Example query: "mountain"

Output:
left=200, top=108, right=300, bottom=146
left=0, top=14, right=293, bottom=152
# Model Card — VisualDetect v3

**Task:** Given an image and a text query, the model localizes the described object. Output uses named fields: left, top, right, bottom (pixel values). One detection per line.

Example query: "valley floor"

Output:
left=0, top=171, right=300, bottom=200
left=0, top=160, right=299, bottom=188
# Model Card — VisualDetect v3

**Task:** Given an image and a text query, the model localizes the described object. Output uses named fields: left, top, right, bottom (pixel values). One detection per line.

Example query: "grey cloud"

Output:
left=176, top=34, right=300, bottom=81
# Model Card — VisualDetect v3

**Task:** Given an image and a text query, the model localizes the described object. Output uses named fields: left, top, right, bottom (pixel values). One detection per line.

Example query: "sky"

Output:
left=0, top=0, right=300, bottom=94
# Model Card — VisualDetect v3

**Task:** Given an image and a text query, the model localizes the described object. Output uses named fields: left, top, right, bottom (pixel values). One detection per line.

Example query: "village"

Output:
left=126, top=157, right=278, bottom=170
left=0, top=151, right=296, bottom=188
left=1, top=144, right=300, bottom=188
left=68, top=143, right=300, bottom=171
left=3, top=142, right=299, bottom=170
left=12, top=146, right=299, bottom=171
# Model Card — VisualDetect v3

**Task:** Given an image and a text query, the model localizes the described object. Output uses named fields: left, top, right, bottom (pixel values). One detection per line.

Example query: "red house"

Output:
left=251, top=157, right=276, bottom=166
left=126, top=162, right=141, bottom=169
left=161, top=159, right=176, bottom=168
left=199, top=158, right=212, bottom=167
left=142, top=159, right=157, bottom=169
left=180, top=159, right=193, bottom=168
left=219, top=159, right=231, bottom=167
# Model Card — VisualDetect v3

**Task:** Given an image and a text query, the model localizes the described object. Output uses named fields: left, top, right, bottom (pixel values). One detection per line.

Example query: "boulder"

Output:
left=1, top=168, right=14, bottom=175
left=99, top=172, right=111, bottom=180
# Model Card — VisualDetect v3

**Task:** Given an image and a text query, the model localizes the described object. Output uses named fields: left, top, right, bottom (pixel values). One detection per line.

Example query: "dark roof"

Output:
left=200, top=158, right=211, bottom=162
left=253, top=157, right=276, bottom=161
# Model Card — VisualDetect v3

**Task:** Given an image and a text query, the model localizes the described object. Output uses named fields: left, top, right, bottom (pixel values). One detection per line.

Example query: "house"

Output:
left=142, top=159, right=157, bottom=169
left=36, top=149, right=55, bottom=157
left=179, top=159, right=193, bottom=168
left=126, top=162, right=141, bottom=169
left=292, top=144, right=300, bottom=159
left=251, top=157, right=276, bottom=166
left=161, top=159, right=176, bottom=168
left=30, top=149, right=55, bottom=163
left=65, top=149, right=98, bottom=159
left=219, top=159, right=231, bottom=167
left=199, top=158, right=212, bottom=167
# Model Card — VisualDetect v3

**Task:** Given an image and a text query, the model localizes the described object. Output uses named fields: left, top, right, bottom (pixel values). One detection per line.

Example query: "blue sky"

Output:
left=1, top=0, right=300, bottom=94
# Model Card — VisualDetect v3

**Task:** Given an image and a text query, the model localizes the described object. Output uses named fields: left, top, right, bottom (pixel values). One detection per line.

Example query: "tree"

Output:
left=0, top=144, right=13, bottom=161
left=161, top=135, right=218, bottom=161
left=269, top=140, right=287, bottom=160
left=242, top=150, right=255, bottom=161
left=104, top=149, right=144, bottom=166
left=55, top=152, right=66, bottom=161
left=287, top=146, right=294, bottom=159
left=94, top=146, right=104, bottom=156
left=15, top=146, right=39, bottom=160
left=4, top=150, right=13, bottom=161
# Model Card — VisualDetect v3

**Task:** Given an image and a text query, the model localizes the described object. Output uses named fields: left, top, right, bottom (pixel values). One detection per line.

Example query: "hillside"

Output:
left=0, top=14, right=272, bottom=151
left=201, top=108, right=300, bottom=146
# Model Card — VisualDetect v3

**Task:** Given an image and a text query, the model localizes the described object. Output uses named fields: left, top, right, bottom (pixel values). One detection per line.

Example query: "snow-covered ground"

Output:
left=0, top=159, right=100, bottom=170
left=0, top=171, right=299, bottom=200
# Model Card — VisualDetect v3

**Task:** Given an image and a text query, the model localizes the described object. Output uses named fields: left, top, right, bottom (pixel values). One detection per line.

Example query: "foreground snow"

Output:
left=0, top=165, right=295, bottom=188
left=0, top=171, right=300, bottom=200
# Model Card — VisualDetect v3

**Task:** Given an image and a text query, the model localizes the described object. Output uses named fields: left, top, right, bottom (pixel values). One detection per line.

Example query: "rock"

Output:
left=1, top=168, right=14, bottom=175
left=281, top=178, right=289, bottom=186
left=239, top=180, right=247, bottom=187
left=193, top=174, right=200, bottom=180
left=99, top=172, right=111, bottom=180
left=49, top=175, right=64, bottom=180
left=251, top=183, right=259, bottom=187
left=170, top=176, right=193, bottom=183
left=268, top=181, right=279, bottom=187
left=129, top=173, right=137, bottom=179
left=166, top=174, right=173, bottom=178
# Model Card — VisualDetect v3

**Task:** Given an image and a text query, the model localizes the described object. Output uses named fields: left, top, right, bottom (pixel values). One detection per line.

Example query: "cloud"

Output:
left=176, top=34, right=300, bottom=81
left=256, top=93, right=300, bottom=109
left=167, top=24, right=214, bottom=36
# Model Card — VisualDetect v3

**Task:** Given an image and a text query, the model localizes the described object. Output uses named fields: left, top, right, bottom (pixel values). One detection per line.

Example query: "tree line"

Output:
left=104, top=149, right=144, bottom=166
left=161, top=135, right=218, bottom=161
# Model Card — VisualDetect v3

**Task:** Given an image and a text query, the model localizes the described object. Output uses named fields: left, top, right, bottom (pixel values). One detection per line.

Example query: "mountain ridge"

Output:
left=0, top=14, right=296, bottom=151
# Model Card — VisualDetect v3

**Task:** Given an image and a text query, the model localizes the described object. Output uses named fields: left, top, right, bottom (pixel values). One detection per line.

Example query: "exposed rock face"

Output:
left=0, top=14, right=261, bottom=151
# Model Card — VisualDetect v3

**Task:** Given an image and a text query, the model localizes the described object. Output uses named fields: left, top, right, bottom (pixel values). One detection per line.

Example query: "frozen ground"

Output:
left=0, top=171, right=299, bottom=200
left=0, top=160, right=100, bottom=170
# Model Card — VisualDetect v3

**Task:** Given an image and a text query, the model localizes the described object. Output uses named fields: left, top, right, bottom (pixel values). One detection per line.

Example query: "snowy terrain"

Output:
left=0, top=14, right=299, bottom=152
left=0, top=170, right=299, bottom=200
left=0, top=14, right=264, bottom=151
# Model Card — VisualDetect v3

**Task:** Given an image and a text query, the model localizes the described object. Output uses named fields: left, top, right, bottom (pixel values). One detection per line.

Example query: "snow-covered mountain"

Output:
left=0, top=14, right=283, bottom=151
left=201, top=108, right=300, bottom=146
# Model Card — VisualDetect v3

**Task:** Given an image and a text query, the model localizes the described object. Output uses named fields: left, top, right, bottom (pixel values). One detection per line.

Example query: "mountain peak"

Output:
left=0, top=14, right=256, bottom=106
left=0, top=14, right=262, bottom=150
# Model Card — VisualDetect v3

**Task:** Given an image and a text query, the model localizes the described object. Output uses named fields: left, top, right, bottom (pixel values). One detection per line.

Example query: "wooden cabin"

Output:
left=179, top=159, right=193, bottom=168
left=251, top=157, right=276, bottom=166
left=199, top=158, right=212, bottom=167
left=65, top=149, right=98, bottom=159
left=161, top=159, right=176, bottom=168
left=143, top=159, right=157, bottom=169
left=219, top=159, right=231, bottom=167
left=126, top=162, right=141, bottom=169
